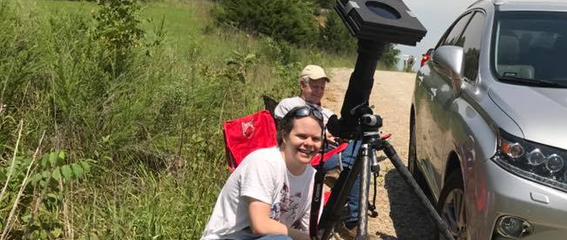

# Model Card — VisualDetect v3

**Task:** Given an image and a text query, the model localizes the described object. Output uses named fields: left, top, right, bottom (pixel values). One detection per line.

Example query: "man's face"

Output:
left=300, top=78, right=326, bottom=104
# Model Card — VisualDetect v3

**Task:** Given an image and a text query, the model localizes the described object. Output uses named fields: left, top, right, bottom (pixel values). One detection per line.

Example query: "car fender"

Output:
left=444, top=81, right=524, bottom=239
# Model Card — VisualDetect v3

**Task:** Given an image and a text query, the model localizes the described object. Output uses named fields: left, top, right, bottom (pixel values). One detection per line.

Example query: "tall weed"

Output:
left=0, top=0, right=47, bottom=146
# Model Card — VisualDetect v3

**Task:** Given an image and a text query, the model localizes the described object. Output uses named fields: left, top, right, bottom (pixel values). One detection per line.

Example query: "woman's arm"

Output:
left=247, top=198, right=310, bottom=240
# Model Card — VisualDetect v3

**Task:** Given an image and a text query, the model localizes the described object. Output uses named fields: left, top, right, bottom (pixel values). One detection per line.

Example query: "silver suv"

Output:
left=409, top=0, right=567, bottom=239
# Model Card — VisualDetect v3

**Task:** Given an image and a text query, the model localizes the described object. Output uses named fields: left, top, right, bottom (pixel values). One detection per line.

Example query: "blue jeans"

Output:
left=322, top=140, right=362, bottom=223
left=243, top=235, right=292, bottom=240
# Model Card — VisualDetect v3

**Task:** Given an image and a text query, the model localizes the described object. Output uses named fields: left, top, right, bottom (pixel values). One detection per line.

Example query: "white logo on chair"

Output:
left=241, top=120, right=255, bottom=139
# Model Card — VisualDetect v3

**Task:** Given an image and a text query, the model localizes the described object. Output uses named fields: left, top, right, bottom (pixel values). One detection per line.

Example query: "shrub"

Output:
left=314, top=0, right=334, bottom=9
left=381, top=44, right=401, bottom=70
left=93, top=0, right=145, bottom=77
left=259, top=37, right=301, bottom=65
left=93, top=0, right=144, bottom=51
left=213, top=0, right=319, bottom=46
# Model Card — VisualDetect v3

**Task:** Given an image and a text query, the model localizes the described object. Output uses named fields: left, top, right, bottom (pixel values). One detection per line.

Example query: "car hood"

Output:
left=488, top=84, right=567, bottom=150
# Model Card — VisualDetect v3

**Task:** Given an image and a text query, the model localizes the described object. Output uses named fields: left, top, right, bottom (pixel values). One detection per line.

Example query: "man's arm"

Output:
left=247, top=198, right=310, bottom=240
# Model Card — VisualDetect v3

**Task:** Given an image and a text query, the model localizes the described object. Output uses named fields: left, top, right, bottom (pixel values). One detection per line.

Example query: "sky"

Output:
left=395, top=0, right=478, bottom=70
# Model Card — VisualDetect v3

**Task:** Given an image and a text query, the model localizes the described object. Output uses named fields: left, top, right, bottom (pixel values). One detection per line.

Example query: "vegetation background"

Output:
left=0, top=0, right=400, bottom=239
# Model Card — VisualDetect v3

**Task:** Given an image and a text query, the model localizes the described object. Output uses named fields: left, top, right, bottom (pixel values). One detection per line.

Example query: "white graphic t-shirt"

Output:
left=201, top=147, right=316, bottom=240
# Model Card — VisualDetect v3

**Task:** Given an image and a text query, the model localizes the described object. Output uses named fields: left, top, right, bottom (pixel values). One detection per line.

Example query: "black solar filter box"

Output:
left=335, top=0, right=427, bottom=46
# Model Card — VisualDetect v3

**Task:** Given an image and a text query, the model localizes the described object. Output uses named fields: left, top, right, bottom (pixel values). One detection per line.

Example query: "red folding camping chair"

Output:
left=223, top=110, right=278, bottom=172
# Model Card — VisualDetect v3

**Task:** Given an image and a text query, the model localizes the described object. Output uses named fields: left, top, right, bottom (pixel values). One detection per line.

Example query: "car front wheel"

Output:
left=437, top=171, right=468, bottom=240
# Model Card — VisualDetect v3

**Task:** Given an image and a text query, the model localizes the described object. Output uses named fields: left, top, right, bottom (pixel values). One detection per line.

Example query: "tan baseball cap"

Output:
left=301, top=65, right=330, bottom=82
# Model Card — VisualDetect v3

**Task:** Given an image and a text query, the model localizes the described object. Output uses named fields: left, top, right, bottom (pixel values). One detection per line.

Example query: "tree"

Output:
left=381, top=44, right=401, bottom=70
left=213, top=0, right=319, bottom=46
left=318, top=12, right=356, bottom=54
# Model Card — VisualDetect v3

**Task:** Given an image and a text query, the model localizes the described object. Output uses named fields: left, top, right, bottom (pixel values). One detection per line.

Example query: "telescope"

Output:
left=328, top=0, right=427, bottom=138
left=317, top=4, right=460, bottom=240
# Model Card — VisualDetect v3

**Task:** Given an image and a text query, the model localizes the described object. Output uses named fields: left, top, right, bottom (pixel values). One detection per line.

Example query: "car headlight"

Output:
left=491, top=129, right=567, bottom=192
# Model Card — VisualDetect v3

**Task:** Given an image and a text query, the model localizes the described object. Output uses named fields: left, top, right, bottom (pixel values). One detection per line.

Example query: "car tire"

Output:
left=408, top=116, right=427, bottom=190
left=437, top=170, right=467, bottom=240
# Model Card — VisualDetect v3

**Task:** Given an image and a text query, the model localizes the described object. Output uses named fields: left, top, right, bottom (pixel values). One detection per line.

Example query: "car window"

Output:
left=494, top=11, right=567, bottom=87
left=438, top=13, right=473, bottom=47
left=461, top=11, right=485, bottom=81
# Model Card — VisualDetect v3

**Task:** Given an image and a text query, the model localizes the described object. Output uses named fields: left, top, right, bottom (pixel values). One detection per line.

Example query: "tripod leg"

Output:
left=356, top=144, right=371, bottom=238
left=383, top=143, right=455, bottom=240
left=318, top=162, right=361, bottom=239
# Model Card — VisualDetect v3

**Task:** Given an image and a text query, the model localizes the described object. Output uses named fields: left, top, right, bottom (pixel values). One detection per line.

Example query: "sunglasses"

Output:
left=287, top=106, right=324, bottom=122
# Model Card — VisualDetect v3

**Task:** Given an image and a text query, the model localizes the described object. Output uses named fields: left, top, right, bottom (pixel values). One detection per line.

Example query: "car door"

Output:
left=416, top=12, right=474, bottom=198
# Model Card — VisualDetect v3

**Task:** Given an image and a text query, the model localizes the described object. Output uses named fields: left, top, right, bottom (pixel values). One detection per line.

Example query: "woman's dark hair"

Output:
left=277, top=106, right=324, bottom=145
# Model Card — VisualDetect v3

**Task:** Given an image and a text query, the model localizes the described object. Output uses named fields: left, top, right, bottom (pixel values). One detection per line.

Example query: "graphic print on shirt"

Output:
left=270, top=183, right=287, bottom=221
left=269, top=183, right=303, bottom=229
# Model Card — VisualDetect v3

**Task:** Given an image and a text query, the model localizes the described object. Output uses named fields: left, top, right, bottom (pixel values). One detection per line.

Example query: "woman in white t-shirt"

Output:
left=201, top=106, right=324, bottom=240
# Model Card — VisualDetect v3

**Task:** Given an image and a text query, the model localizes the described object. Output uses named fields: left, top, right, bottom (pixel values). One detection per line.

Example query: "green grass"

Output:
left=37, top=0, right=97, bottom=12
left=36, top=0, right=356, bottom=68
left=37, top=1, right=230, bottom=57
left=1, top=0, right=361, bottom=239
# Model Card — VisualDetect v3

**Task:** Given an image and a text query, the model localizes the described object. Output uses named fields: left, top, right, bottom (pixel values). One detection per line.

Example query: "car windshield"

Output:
left=494, top=11, right=567, bottom=87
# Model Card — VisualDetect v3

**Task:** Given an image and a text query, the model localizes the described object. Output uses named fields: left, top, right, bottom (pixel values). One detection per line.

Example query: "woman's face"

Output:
left=282, top=117, right=323, bottom=165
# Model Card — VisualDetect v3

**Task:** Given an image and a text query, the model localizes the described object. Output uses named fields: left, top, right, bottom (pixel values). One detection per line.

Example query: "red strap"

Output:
left=310, top=142, right=349, bottom=166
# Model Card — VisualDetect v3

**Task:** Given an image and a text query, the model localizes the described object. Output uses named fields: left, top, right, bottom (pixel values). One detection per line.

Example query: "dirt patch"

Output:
left=322, top=69, right=436, bottom=240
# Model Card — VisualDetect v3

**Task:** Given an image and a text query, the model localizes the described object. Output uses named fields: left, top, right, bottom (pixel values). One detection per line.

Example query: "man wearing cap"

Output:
left=274, top=65, right=362, bottom=239
left=274, top=65, right=333, bottom=125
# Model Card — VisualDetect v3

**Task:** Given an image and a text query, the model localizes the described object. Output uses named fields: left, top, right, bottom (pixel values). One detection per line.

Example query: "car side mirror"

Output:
left=432, top=45, right=465, bottom=96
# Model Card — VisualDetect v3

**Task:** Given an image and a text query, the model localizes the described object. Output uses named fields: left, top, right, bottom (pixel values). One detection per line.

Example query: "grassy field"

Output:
left=0, top=0, right=371, bottom=239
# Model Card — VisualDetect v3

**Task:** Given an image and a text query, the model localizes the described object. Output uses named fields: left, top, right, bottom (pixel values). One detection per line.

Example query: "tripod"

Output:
left=314, top=103, right=455, bottom=240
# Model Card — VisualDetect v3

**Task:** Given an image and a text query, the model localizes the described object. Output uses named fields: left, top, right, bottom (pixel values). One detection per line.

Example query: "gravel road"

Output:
left=322, top=69, right=437, bottom=240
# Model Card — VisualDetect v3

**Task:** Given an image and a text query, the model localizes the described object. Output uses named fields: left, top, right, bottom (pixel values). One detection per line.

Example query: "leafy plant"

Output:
left=0, top=144, right=91, bottom=239
left=94, top=0, right=144, bottom=51
left=225, top=51, right=257, bottom=83
left=93, top=0, right=145, bottom=77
